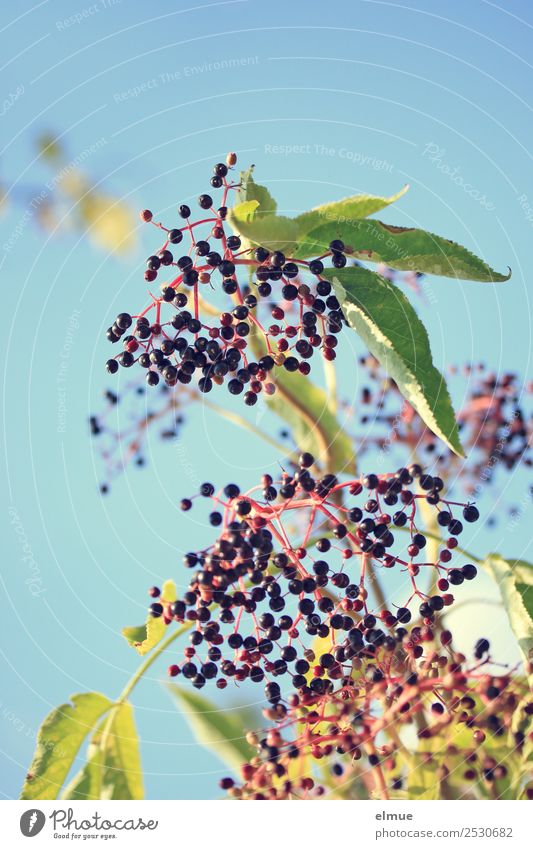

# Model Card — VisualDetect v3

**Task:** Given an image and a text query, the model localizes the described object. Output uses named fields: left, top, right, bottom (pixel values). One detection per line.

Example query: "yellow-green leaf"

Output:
left=20, top=692, right=113, bottom=800
left=122, top=579, right=176, bottom=655
left=238, top=166, right=277, bottom=216
left=37, top=133, right=63, bottom=161
left=483, top=555, right=533, bottom=666
left=78, top=192, right=136, bottom=255
left=228, top=205, right=299, bottom=255
left=62, top=702, right=143, bottom=800
left=231, top=199, right=259, bottom=222
left=407, top=754, right=441, bottom=800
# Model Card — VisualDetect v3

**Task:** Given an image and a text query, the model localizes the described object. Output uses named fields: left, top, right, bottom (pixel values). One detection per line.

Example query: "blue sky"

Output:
left=1, top=0, right=532, bottom=800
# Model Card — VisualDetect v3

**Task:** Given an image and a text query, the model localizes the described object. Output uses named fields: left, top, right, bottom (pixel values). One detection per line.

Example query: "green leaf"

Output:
left=268, top=366, right=356, bottom=474
left=121, top=623, right=150, bottom=646
left=230, top=167, right=298, bottom=253
left=122, top=579, right=176, bottom=656
left=248, top=328, right=356, bottom=473
left=62, top=703, right=143, bottom=800
left=167, top=685, right=255, bottom=773
left=238, top=166, right=277, bottom=216
left=323, top=266, right=463, bottom=456
left=228, top=204, right=299, bottom=255
left=20, top=692, right=113, bottom=800
left=483, top=555, right=533, bottom=665
left=298, top=218, right=511, bottom=281
left=294, top=185, right=409, bottom=247
left=231, top=199, right=259, bottom=222
left=62, top=745, right=105, bottom=801
left=406, top=753, right=441, bottom=800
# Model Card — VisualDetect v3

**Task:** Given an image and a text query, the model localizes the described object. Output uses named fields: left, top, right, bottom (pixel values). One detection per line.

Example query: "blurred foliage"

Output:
left=0, top=132, right=136, bottom=255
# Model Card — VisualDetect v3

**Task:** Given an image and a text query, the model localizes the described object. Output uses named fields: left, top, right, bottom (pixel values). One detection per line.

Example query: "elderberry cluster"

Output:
left=89, top=379, right=188, bottom=492
left=219, top=640, right=531, bottom=800
left=354, top=357, right=532, bottom=501
left=145, top=458, right=481, bottom=699
left=104, top=153, right=350, bottom=404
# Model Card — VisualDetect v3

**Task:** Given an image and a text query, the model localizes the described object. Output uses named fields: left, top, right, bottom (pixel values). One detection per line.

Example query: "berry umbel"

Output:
left=149, top=461, right=481, bottom=701
left=105, top=154, right=350, bottom=403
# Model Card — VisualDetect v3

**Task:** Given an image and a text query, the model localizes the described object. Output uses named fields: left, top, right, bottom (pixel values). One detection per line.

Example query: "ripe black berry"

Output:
left=169, top=228, right=183, bottom=244
left=463, top=505, right=479, bottom=523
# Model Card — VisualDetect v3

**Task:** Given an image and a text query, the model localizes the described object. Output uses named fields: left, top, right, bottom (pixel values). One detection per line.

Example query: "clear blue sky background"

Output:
left=1, top=0, right=532, bottom=800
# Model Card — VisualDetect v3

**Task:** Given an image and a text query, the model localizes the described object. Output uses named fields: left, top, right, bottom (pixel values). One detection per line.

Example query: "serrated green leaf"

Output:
left=20, top=692, right=113, bottom=800
left=294, top=185, right=409, bottom=245
left=297, top=218, right=510, bottom=282
left=238, top=166, right=277, bottom=216
left=323, top=266, right=463, bottom=456
left=228, top=205, right=299, bottom=254
left=483, top=555, right=533, bottom=666
left=167, top=685, right=255, bottom=773
left=122, top=579, right=176, bottom=655
left=62, top=702, right=143, bottom=800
